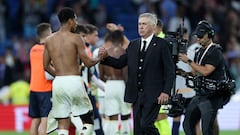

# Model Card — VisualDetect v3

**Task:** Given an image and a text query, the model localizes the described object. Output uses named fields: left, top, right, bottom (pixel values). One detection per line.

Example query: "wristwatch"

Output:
left=187, top=59, right=193, bottom=64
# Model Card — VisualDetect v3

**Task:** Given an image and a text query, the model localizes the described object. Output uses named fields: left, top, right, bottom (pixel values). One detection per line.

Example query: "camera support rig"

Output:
left=164, top=18, right=188, bottom=117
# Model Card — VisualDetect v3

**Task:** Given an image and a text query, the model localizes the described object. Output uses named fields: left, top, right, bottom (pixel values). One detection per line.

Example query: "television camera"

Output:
left=163, top=22, right=189, bottom=117
left=164, top=26, right=188, bottom=63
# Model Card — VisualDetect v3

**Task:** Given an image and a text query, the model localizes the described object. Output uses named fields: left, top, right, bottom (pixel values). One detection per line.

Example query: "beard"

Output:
left=200, top=39, right=210, bottom=47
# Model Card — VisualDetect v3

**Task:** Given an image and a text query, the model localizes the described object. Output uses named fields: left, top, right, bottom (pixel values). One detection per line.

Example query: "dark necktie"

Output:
left=142, top=40, right=147, bottom=52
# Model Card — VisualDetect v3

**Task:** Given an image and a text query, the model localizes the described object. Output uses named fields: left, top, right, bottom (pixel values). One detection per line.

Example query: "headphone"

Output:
left=197, top=20, right=215, bottom=38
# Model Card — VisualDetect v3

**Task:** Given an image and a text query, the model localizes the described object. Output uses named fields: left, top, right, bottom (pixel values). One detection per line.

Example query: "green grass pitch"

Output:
left=0, top=130, right=240, bottom=135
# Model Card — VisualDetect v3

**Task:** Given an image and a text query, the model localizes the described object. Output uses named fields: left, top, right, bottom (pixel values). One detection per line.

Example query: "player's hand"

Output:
left=98, top=47, right=108, bottom=60
left=106, top=23, right=118, bottom=31
left=106, top=23, right=124, bottom=32
left=157, top=92, right=169, bottom=105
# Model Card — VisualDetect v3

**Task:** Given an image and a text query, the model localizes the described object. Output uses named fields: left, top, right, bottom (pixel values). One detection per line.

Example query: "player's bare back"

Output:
left=101, top=46, right=126, bottom=80
left=45, top=31, right=84, bottom=76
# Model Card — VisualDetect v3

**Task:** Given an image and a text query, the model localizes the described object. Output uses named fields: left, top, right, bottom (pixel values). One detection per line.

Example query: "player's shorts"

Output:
left=28, top=91, right=52, bottom=118
left=52, top=76, right=93, bottom=118
left=104, top=80, right=131, bottom=116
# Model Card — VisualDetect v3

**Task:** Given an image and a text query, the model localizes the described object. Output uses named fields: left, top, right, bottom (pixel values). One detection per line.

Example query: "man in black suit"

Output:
left=99, top=13, right=175, bottom=135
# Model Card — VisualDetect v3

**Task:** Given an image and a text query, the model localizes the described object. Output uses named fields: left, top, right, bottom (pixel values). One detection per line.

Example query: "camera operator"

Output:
left=178, top=20, right=228, bottom=135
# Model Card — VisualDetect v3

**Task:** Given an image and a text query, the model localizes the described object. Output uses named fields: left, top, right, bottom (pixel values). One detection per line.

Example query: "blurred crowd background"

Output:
left=0, top=0, right=240, bottom=105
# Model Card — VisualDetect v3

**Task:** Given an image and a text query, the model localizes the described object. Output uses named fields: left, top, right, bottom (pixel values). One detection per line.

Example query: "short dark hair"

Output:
left=157, top=19, right=163, bottom=28
left=85, top=24, right=98, bottom=34
left=75, top=24, right=89, bottom=34
left=36, top=23, right=51, bottom=38
left=57, top=7, right=75, bottom=24
left=104, top=30, right=124, bottom=45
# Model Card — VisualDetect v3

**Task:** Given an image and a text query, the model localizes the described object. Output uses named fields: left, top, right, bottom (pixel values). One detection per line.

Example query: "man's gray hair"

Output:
left=139, top=13, right=158, bottom=26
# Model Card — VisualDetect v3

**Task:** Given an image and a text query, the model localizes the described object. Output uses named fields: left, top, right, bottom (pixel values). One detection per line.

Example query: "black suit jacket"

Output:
left=101, top=36, right=175, bottom=103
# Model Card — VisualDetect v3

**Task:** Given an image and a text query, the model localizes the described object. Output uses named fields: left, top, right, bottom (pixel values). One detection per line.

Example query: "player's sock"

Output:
left=58, top=129, right=69, bottom=135
left=172, top=121, right=180, bottom=135
left=154, top=120, right=161, bottom=132
left=69, top=124, right=76, bottom=135
left=120, top=119, right=130, bottom=135
left=156, top=118, right=171, bottom=135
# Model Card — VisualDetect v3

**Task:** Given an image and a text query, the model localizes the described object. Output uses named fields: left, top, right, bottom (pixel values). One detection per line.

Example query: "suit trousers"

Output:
left=133, top=91, right=161, bottom=135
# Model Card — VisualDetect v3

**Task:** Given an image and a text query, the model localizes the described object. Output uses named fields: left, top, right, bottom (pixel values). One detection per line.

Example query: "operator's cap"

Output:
left=193, top=24, right=208, bottom=38
left=193, top=20, right=214, bottom=38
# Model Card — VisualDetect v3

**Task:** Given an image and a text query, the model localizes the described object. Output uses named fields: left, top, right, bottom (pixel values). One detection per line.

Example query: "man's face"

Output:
left=197, top=33, right=210, bottom=47
left=138, top=17, right=155, bottom=39
left=85, top=31, right=99, bottom=45
left=46, top=28, right=52, bottom=37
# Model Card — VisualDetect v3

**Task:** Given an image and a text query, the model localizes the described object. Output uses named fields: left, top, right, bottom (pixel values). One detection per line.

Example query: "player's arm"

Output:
left=43, top=41, right=55, bottom=77
left=122, top=35, right=130, bottom=49
left=91, top=75, right=106, bottom=91
left=106, top=23, right=129, bottom=49
left=76, top=35, right=100, bottom=67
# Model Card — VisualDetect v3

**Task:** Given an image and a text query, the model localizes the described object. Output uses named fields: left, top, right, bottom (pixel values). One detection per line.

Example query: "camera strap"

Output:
left=197, top=43, right=213, bottom=65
